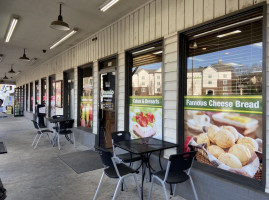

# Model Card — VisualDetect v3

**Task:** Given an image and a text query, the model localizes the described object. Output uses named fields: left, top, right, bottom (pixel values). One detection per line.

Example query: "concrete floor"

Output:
left=0, top=116, right=185, bottom=200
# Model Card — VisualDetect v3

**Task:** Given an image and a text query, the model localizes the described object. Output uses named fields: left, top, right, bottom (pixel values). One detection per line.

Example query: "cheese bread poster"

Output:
left=185, top=95, right=263, bottom=180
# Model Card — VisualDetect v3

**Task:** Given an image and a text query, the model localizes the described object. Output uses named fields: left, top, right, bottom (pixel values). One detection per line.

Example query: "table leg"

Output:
left=159, top=150, right=163, bottom=170
left=141, top=156, right=147, bottom=200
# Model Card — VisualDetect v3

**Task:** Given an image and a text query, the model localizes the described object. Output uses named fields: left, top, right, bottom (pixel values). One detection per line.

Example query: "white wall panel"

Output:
left=204, top=0, right=214, bottom=21
left=149, top=1, right=156, bottom=41
left=214, top=0, right=226, bottom=18
left=226, top=0, right=239, bottom=14
left=194, top=0, right=203, bottom=25
left=156, top=0, right=162, bottom=38
left=139, top=7, right=144, bottom=45
left=169, top=0, right=177, bottom=34
left=162, top=0, right=169, bottom=35
left=144, top=4, right=150, bottom=42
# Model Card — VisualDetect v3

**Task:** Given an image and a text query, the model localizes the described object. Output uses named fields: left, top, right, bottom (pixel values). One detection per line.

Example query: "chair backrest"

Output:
left=52, top=115, right=65, bottom=119
left=59, top=120, right=74, bottom=130
left=168, top=151, right=197, bottom=172
left=111, top=131, right=131, bottom=143
left=98, top=148, right=114, bottom=167
left=31, top=120, right=39, bottom=130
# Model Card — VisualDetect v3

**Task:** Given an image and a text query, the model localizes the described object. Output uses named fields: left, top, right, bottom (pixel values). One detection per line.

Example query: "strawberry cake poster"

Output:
left=129, top=96, right=162, bottom=140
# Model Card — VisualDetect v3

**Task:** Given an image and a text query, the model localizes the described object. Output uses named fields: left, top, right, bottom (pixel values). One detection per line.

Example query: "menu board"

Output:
left=129, top=96, right=162, bottom=140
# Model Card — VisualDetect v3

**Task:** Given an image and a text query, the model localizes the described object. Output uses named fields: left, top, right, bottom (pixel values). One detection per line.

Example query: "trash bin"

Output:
left=35, top=104, right=46, bottom=128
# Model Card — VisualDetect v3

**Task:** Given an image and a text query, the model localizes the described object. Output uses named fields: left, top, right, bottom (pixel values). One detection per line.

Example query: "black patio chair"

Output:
left=148, top=151, right=198, bottom=200
left=31, top=120, right=54, bottom=149
left=56, top=119, right=75, bottom=150
left=111, top=131, right=142, bottom=165
left=93, top=148, right=141, bottom=200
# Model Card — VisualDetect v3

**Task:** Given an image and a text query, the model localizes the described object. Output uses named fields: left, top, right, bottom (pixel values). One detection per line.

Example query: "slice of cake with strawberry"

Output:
left=132, top=111, right=157, bottom=138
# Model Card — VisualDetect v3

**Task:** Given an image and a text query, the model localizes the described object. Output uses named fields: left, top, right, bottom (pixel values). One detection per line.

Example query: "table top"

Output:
left=47, top=117, right=74, bottom=123
left=114, top=137, right=178, bottom=154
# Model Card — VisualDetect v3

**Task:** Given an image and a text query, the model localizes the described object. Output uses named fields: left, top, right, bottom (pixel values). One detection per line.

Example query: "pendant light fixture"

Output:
left=19, top=48, right=30, bottom=61
left=50, top=3, right=70, bottom=31
left=3, top=73, right=8, bottom=80
left=8, top=64, right=15, bottom=73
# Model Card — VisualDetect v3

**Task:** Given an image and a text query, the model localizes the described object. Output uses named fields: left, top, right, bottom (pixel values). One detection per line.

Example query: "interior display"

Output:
left=30, top=82, right=33, bottom=112
left=184, top=19, right=263, bottom=181
left=49, top=76, right=56, bottom=117
left=35, top=81, right=39, bottom=104
left=78, top=65, right=93, bottom=129
left=41, top=78, right=47, bottom=105
left=55, top=80, right=62, bottom=108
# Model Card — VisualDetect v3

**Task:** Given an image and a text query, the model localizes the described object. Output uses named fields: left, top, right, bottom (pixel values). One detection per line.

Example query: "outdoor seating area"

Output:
left=2, top=1, right=269, bottom=200
left=0, top=116, right=188, bottom=200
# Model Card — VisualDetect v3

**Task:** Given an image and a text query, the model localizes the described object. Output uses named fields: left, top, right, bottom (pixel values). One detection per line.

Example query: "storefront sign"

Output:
left=185, top=96, right=262, bottom=114
left=129, top=96, right=162, bottom=140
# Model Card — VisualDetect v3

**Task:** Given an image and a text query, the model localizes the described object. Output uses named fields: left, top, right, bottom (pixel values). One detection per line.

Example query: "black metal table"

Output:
left=47, top=117, right=74, bottom=148
left=114, top=137, right=178, bottom=199
left=47, top=117, right=73, bottom=123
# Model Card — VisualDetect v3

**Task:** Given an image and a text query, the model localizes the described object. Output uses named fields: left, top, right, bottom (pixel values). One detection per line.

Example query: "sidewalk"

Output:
left=0, top=116, right=185, bottom=200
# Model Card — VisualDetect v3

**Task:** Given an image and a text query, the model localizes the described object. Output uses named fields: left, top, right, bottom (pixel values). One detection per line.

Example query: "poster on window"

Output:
left=129, top=96, right=162, bottom=140
left=80, top=96, right=93, bottom=128
left=184, top=95, right=262, bottom=180
left=55, top=81, right=62, bottom=108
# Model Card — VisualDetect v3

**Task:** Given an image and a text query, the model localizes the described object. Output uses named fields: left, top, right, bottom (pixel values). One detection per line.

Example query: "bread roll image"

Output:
left=215, top=129, right=235, bottom=148
left=207, top=145, right=225, bottom=158
left=218, top=153, right=242, bottom=169
left=228, top=144, right=251, bottom=166
left=207, top=125, right=220, bottom=143
left=237, top=137, right=258, bottom=154
left=222, top=126, right=239, bottom=142
left=196, top=133, right=210, bottom=147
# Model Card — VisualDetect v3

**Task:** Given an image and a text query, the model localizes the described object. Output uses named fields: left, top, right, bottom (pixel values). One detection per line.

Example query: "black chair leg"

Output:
left=170, top=184, right=173, bottom=195
left=121, top=182, right=124, bottom=191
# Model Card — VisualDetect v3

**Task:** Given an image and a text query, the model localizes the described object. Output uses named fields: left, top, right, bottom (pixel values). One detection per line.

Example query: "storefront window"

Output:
left=78, top=65, right=93, bottom=129
left=35, top=80, right=39, bottom=104
left=30, top=82, right=33, bottom=112
left=63, top=70, right=74, bottom=118
left=184, top=17, right=263, bottom=182
left=49, top=75, right=56, bottom=117
left=26, top=84, right=28, bottom=111
left=41, top=78, right=47, bottom=105
left=127, top=41, right=163, bottom=139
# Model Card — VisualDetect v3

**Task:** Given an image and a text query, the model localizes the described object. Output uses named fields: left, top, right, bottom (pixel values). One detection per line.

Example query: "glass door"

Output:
left=98, top=69, right=116, bottom=148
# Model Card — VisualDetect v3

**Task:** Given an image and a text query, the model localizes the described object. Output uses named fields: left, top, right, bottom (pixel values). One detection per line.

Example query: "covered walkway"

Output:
left=0, top=116, right=185, bottom=200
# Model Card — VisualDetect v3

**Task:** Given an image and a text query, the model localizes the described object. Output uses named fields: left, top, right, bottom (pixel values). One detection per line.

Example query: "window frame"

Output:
left=125, top=39, right=164, bottom=137
left=178, top=3, right=266, bottom=190
left=77, top=62, right=94, bottom=132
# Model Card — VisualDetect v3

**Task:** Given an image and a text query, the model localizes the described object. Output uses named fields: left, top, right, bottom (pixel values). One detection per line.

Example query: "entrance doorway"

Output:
left=98, top=58, right=117, bottom=149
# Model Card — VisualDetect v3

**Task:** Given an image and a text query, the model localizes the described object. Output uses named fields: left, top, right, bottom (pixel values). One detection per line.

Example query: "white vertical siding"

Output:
left=93, top=61, right=98, bottom=134
left=117, top=53, right=125, bottom=131
left=73, top=68, right=78, bottom=127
